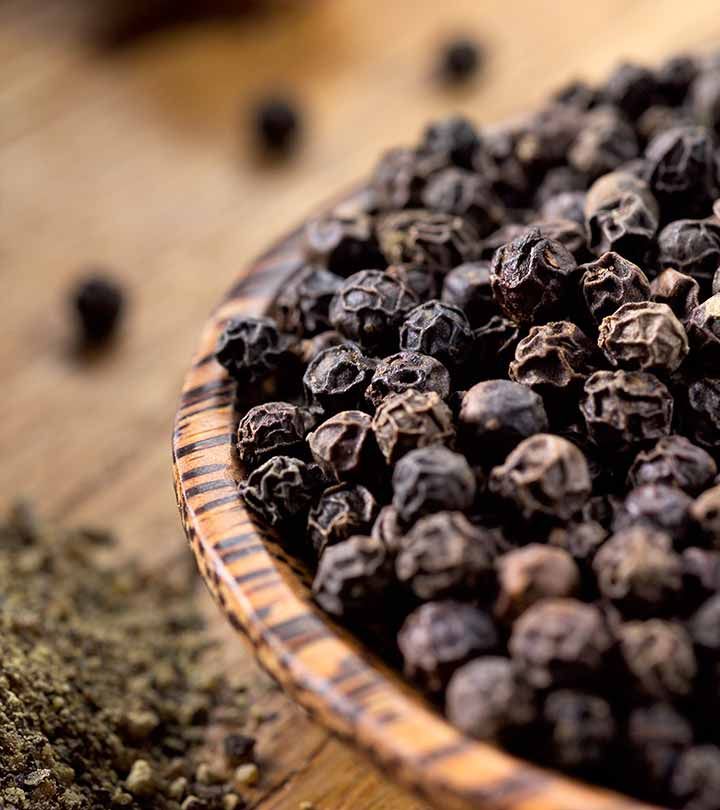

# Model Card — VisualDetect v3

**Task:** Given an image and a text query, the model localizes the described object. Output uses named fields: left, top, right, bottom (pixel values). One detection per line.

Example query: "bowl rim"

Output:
left=172, top=192, right=662, bottom=810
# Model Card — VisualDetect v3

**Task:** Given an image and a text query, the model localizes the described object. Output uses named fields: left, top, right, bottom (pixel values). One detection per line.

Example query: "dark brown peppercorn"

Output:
left=542, top=689, right=615, bottom=771
left=238, top=456, right=325, bottom=528
left=657, top=54, right=699, bottom=105
left=364, top=351, right=451, bottom=410
left=682, top=546, right=720, bottom=608
left=377, top=210, right=480, bottom=275
left=509, top=321, right=598, bottom=397
left=371, top=504, right=404, bottom=555
left=253, top=97, right=300, bottom=152
left=294, top=330, right=344, bottom=365
left=421, top=168, right=503, bottom=237
left=593, top=527, right=682, bottom=615
left=446, top=657, right=535, bottom=741
left=398, top=601, right=497, bottom=692
left=628, top=435, right=717, bottom=494
left=398, top=300, right=474, bottom=370
left=598, top=302, right=689, bottom=373
left=304, top=214, right=384, bottom=277
left=650, top=268, right=700, bottom=322
left=657, top=218, right=720, bottom=290
left=472, top=315, right=523, bottom=378
left=223, top=733, right=256, bottom=766
left=273, top=265, right=343, bottom=337
left=628, top=703, right=693, bottom=792
left=313, top=534, right=392, bottom=618
left=530, top=218, right=588, bottom=260
left=490, top=228, right=577, bottom=325
left=437, top=38, right=483, bottom=84
left=385, top=262, right=439, bottom=302
left=613, top=484, right=694, bottom=546
left=236, top=401, right=311, bottom=470
left=685, top=377, right=720, bottom=451
left=392, top=445, right=476, bottom=526
left=515, top=104, right=585, bottom=172
left=687, top=294, right=720, bottom=362
left=372, top=389, right=455, bottom=464
left=479, top=222, right=530, bottom=260
left=691, top=485, right=720, bottom=549
left=303, top=343, right=376, bottom=414
left=459, top=380, right=548, bottom=463
left=548, top=521, right=608, bottom=568
left=584, top=171, right=659, bottom=262
left=370, top=147, right=443, bottom=211
left=508, top=598, right=613, bottom=689
left=307, top=483, right=378, bottom=556
left=308, top=411, right=378, bottom=481
left=329, top=270, right=418, bottom=354
left=604, top=62, right=658, bottom=118
left=540, top=190, right=586, bottom=225
left=580, top=370, right=674, bottom=452
left=441, top=261, right=496, bottom=327
left=689, top=594, right=720, bottom=657
left=495, top=545, right=580, bottom=623
left=215, top=316, right=290, bottom=385
left=396, top=511, right=501, bottom=601
left=489, top=434, right=591, bottom=521
left=644, top=125, right=719, bottom=219
left=670, top=745, right=720, bottom=810
left=618, top=620, right=696, bottom=700
left=419, top=115, right=481, bottom=170
left=580, top=252, right=651, bottom=323
left=691, top=68, right=720, bottom=134
left=569, top=106, right=639, bottom=180
left=72, top=274, right=125, bottom=344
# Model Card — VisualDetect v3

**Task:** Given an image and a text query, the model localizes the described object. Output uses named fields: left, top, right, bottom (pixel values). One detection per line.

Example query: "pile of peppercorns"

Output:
left=216, top=52, right=720, bottom=808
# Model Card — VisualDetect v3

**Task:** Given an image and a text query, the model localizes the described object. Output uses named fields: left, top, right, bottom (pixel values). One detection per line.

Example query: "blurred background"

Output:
left=2, top=2, right=720, bottom=807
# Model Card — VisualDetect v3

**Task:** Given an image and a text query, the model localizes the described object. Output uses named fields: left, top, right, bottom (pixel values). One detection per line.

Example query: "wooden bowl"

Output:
left=172, top=190, right=660, bottom=810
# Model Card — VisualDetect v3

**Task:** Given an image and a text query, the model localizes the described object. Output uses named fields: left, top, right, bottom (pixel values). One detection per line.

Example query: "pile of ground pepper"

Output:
left=0, top=503, right=257, bottom=810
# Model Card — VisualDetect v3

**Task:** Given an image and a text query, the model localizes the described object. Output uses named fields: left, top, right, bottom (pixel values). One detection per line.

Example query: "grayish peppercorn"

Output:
left=543, top=689, right=615, bottom=771
left=399, top=301, right=474, bottom=370
left=308, top=411, right=378, bottom=481
left=441, top=261, right=496, bottom=327
left=364, top=351, right=451, bottom=410
left=307, top=484, right=378, bottom=556
left=628, top=435, right=717, bottom=494
left=236, top=402, right=312, bottom=470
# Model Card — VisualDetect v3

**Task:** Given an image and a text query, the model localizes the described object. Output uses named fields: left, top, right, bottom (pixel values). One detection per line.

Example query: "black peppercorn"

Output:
left=670, top=745, right=720, bottom=810
left=396, top=511, right=501, bottom=601
left=303, top=343, right=376, bottom=414
left=371, top=504, right=404, bottom=555
left=307, top=410, right=379, bottom=481
left=364, top=351, right=451, bottom=410
left=71, top=274, right=125, bottom=344
left=691, top=68, right=720, bottom=135
left=613, top=484, right=694, bottom=547
left=236, top=401, right=312, bottom=470
left=628, top=435, right=717, bottom=494
left=419, top=115, right=481, bottom=170
left=329, top=270, right=418, bottom=355
left=398, top=300, right=474, bottom=370
left=253, top=97, right=300, bottom=152
left=307, top=483, right=378, bottom=556
left=687, top=294, right=720, bottom=362
left=691, top=485, right=720, bottom=549
left=628, top=703, right=693, bottom=793
left=650, top=268, right=700, bottom=323
left=372, top=389, right=455, bottom=464
left=392, top=445, right=476, bottom=527
left=490, top=434, right=591, bottom=521
left=215, top=316, right=291, bottom=385
left=540, top=190, right=586, bottom=225
left=472, top=315, right=523, bottom=378
left=398, top=600, right=497, bottom=692
left=569, top=106, right=639, bottom=180
left=459, top=379, right=548, bottom=463
left=490, top=228, right=577, bottom=325
left=304, top=213, right=384, bottom=278
left=421, top=168, right=503, bottom=237
left=657, top=218, right=720, bottom=291
left=580, top=370, right=674, bottom=452
left=604, top=62, right=659, bottom=118
left=437, top=37, right=483, bottom=84
left=441, top=261, right=496, bottom=327
left=273, top=265, right=343, bottom=337
left=370, top=147, right=444, bottom=212
left=579, top=252, right=651, bottom=323
left=386, top=262, right=439, bottom=302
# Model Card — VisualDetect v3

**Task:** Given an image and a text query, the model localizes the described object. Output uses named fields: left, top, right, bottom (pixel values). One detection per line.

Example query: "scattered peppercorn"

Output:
left=253, top=97, right=300, bottom=153
left=437, top=37, right=483, bottom=84
left=71, top=273, right=125, bottom=344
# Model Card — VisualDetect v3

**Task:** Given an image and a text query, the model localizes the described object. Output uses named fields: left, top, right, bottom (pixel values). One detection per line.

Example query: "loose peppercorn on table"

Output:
left=6, top=2, right=720, bottom=810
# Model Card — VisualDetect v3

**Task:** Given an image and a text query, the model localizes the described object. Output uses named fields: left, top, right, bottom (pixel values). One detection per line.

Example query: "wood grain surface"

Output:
left=3, top=2, right=720, bottom=808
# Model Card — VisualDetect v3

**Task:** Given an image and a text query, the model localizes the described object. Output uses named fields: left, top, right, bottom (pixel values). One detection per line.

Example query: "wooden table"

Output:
left=2, top=2, right=719, bottom=807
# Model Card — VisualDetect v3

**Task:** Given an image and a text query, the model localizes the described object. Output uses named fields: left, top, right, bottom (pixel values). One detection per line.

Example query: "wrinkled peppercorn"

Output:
left=392, top=445, right=476, bottom=526
left=459, top=380, right=548, bottom=463
left=490, top=434, right=591, bottom=521
left=490, top=229, right=577, bottom=325
left=542, top=689, right=615, bottom=772
left=364, top=351, right=451, bottom=410
left=613, top=484, right=694, bottom=546
left=215, top=316, right=291, bottom=384
left=657, top=218, right=720, bottom=291
left=580, top=252, right=651, bottom=323
left=237, top=401, right=312, bottom=469
left=329, top=269, right=418, bottom=354
left=618, top=620, right=696, bottom=700
left=670, top=745, right=720, bottom=810
left=371, top=504, right=404, bottom=555
left=372, top=389, right=455, bottom=463
left=509, top=321, right=598, bottom=398
left=307, top=483, right=378, bottom=556
left=531, top=218, right=588, bottom=260
left=294, top=329, right=344, bottom=365
left=446, top=656, right=535, bottom=741
left=604, top=62, right=658, bottom=118
left=398, top=601, right=497, bottom=692
left=689, top=594, right=720, bottom=658
left=441, top=261, right=496, bottom=327
left=370, top=147, right=443, bottom=211
left=540, top=190, right=586, bottom=225
left=238, top=456, right=325, bottom=528
left=472, top=315, right=523, bottom=378
left=495, top=545, right=580, bottom=623
left=585, top=171, right=659, bottom=262
left=377, top=210, right=480, bottom=274
left=580, top=370, right=674, bottom=452
left=396, top=511, right=501, bottom=600
left=509, top=598, right=613, bottom=689
left=303, top=343, right=376, bottom=414
left=598, top=302, right=689, bottom=373
left=419, top=115, right=481, bottom=170
left=386, top=262, right=439, bottom=302
left=313, top=534, right=393, bottom=617
left=650, top=268, right=700, bottom=322
left=593, top=527, right=682, bottom=616
left=398, top=300, right=474, bottom=370
left=304, top=214, right=384, bottom=277
left=628, top=435, right=717, bottom=494
left=273, top=265, right=343, bottom=337
left=421, top=168, right=503, bottom=237
left=628, top=703, right=693, bottom=792
left=691, top=485, right=720, bottom=549
left=548, top=521, right=608, bottom=569
left=308, top=410, right=379, bottom=481
left=686, top=294, right=720, bottom=362
left=569, top=107, right=639, bottom=180
left=684, top=377, right=720, bottom=451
